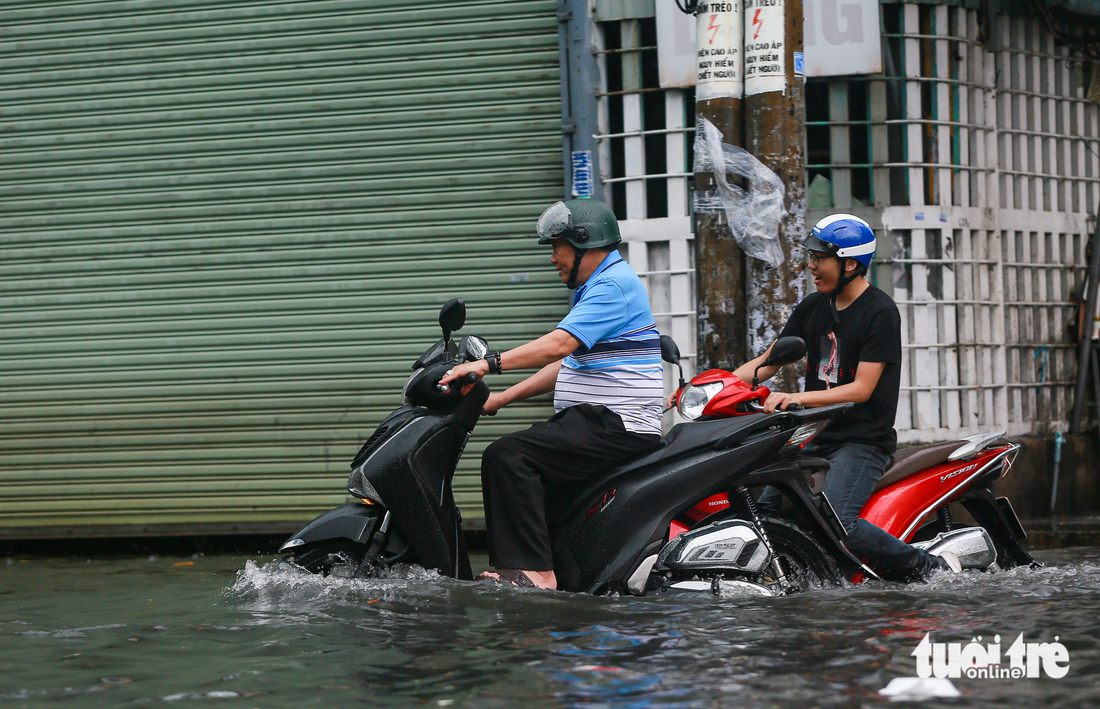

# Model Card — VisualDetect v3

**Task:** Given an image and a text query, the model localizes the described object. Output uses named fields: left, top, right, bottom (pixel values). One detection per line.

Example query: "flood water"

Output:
left=3, top=547, right=1100, bottom=708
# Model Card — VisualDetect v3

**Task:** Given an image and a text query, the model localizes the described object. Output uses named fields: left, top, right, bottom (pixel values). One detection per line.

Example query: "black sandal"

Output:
left=481, top=569, right=536, bottom=588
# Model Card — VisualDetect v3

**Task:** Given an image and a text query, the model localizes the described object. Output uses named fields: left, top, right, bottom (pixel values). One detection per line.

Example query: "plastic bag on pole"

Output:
left=693, top=117, right=785, bottom=267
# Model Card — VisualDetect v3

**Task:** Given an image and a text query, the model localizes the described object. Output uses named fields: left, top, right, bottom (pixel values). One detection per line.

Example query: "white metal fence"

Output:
left=808, top=4, right=1094, bottom=441
left=596, top=5, right=1094, bottom=442
left=593, top=16, right=697, bottom=429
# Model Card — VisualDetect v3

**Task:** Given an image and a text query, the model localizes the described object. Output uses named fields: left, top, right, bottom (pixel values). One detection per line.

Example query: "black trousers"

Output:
left=481, top=404, right=662, bottom=570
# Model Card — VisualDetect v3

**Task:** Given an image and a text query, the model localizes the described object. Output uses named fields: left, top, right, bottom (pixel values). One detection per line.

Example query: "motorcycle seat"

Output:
left=611, top=414, right=769, bottom=476
left=550, top=415, right=770, bottom=519
left=873, top=440, right=963, bottom=491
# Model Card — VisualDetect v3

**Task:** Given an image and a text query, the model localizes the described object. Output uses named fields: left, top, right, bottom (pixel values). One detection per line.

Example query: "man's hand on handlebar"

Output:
left=438, top=360, right=488, bottom=396
left=763, top=392, right=803, bottom=413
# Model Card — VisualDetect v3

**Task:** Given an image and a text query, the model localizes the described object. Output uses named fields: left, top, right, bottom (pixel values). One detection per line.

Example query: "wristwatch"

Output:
left=484, top=351, right=503, bottom=374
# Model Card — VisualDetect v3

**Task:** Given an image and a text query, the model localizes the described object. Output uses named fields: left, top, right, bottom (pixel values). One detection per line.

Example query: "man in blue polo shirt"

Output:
left=439, top=199, right=663, bottom=589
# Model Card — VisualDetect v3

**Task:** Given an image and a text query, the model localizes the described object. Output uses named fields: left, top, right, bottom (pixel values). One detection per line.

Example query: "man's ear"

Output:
left=845, top=258, right=861, bottom=275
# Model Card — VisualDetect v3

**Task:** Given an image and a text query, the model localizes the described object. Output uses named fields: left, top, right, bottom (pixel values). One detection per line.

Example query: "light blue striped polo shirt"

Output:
left=554, top=250, right=663, bottom=436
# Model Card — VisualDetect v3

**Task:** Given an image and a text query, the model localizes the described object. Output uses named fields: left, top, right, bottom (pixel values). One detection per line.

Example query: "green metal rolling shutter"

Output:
left=0, top=0, right=565, bottom=536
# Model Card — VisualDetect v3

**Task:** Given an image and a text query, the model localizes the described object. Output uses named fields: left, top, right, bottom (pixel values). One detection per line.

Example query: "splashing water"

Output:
left=2, top=548, right=1100, bottom=708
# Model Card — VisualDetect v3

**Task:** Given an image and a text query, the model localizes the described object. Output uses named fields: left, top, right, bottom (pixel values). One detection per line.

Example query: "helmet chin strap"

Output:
left=829, top=257, right=857, bottom=323
left=567, top=248, right=588, bottom=290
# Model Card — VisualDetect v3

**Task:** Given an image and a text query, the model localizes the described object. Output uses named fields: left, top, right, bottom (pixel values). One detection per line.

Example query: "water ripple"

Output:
left=2, top=548, right=1099, bottom=707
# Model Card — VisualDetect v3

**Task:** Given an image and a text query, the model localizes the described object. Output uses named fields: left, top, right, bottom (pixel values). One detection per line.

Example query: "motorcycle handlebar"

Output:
left=436, top=371, right=479, bottom=394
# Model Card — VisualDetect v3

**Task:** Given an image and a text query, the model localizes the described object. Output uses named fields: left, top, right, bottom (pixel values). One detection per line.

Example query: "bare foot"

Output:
left=478, top=569, right=557, bottom=590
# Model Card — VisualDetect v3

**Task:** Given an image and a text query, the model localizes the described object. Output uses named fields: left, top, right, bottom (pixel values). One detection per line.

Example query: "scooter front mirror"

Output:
left=660, top=334, right=681, bottom=365
left=438, top=298, right=466, bottom=342
left=762, top=336, right=807, bottom=368
left=752, top=336, right=807, bottom=390
left=660, top=334, right=686, bottom=390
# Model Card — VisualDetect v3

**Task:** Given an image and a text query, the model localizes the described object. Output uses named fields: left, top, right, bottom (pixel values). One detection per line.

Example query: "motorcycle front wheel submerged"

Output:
left=285, top=541, right=370, bottom=577
left=753, top=513, right=844, bottom=590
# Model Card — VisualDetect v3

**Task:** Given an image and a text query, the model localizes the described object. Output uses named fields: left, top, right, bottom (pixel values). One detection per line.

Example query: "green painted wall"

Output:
left=0, top=0, right=566, bottom=537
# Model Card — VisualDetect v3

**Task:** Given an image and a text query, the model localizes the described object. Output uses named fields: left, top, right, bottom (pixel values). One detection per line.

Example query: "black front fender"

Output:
left=279, top=503, right=382, bottom=552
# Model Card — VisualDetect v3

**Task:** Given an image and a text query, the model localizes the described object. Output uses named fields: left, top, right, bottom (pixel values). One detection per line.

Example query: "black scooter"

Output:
left=280, top=299, right=877, bottom=595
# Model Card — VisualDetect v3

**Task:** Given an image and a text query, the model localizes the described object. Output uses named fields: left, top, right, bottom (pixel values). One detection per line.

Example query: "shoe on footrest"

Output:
left=912, top=527, right=996, bottom=571
left=930, top=549, right=962, bottom=574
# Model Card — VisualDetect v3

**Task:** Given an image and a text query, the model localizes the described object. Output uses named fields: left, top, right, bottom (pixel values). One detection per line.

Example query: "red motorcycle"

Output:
left=666, top=336, right=1037, bottom=581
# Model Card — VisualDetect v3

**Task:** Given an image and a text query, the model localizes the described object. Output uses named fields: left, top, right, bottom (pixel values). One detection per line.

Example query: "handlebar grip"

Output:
left=784, top=403, right=805, bottom=411
left=436, top=371, right=481, bottom=394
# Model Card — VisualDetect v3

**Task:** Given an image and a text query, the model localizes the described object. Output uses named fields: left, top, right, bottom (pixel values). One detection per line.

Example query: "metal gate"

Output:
left=0, top=0, right=565, bottom=536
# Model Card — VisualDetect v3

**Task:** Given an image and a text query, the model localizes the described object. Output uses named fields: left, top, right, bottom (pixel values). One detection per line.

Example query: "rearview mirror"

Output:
left=660, top=335, right=680, bottom=365
left=438, top=298, right=466, bottom=342
left=660, top=334, right=686, bottom=390
left=753, top=336, right=807, bottom=390
left=762, top=336, right=807, bottom=368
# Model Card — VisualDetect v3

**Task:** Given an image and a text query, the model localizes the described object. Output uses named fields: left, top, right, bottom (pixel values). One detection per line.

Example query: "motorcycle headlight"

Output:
left=348, top=472, right=384, bottom=505
left=677, top=381, right=724, bottom=420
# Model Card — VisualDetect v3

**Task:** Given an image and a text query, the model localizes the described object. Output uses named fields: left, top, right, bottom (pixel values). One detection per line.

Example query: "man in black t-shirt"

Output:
left=738, top=214, right=960, bottom=582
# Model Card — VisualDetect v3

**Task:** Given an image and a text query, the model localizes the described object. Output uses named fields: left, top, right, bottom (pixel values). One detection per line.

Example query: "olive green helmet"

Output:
left=536, top=199, right=622, bottom=250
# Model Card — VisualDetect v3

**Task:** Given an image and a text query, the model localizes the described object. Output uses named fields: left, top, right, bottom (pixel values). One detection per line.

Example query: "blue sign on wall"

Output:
left=571, top=150, right=594, bottom=198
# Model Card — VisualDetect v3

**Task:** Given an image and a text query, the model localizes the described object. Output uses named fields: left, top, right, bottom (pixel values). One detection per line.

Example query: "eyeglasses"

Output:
left=807, top=251, right=832, bottom=265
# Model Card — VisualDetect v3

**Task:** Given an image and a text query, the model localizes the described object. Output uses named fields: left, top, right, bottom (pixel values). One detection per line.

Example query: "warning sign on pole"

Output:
left=695, top=2, right=743, bottom=101
left=743, top=0, right=786, bottom=96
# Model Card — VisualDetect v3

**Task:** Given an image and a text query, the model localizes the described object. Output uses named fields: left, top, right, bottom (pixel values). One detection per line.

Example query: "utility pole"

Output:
left=692, top=1, right=747, bottom=371
left=559, top=0, right=603, bottom=201
left=744, top=0, right=806, bottom=388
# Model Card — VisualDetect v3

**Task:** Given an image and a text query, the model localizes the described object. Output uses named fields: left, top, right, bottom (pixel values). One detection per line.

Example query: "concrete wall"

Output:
left=981, top=434, right=1100, bottom=520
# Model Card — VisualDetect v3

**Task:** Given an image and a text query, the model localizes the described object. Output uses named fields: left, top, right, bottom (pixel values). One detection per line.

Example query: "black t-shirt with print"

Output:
left=777, top=285, right=903, bottom=454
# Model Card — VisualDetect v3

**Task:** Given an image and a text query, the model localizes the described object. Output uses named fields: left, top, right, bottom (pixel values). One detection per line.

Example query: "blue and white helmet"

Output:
left=804, top=214, right=876, bottom=269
